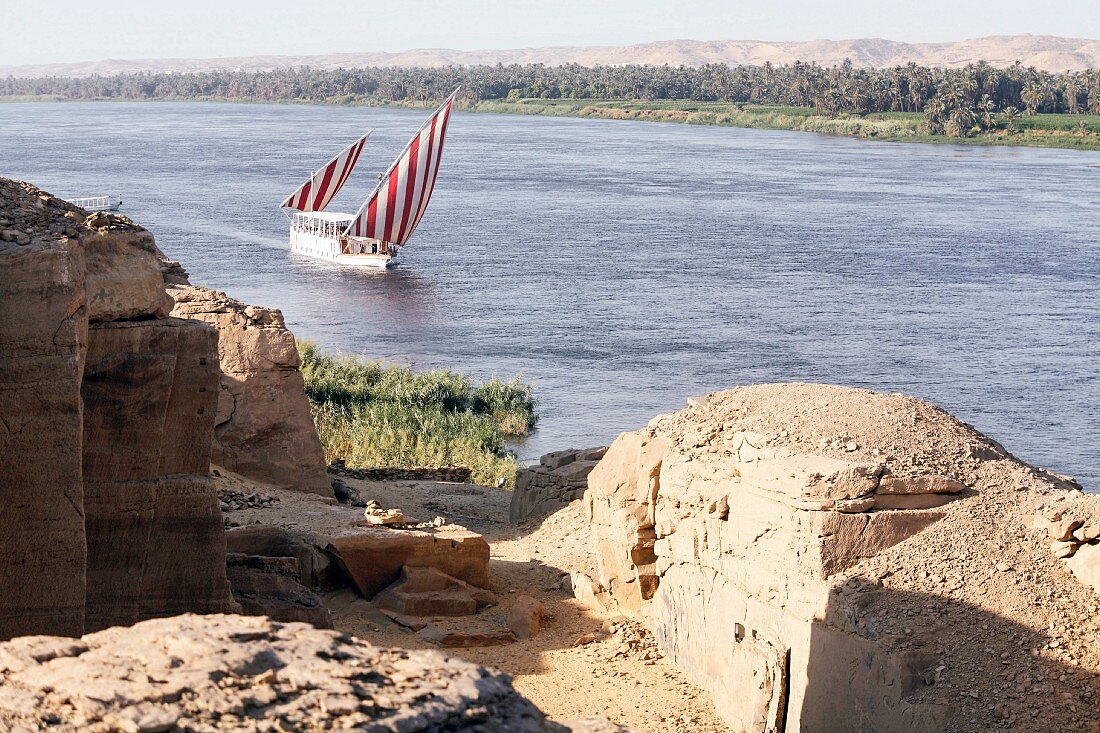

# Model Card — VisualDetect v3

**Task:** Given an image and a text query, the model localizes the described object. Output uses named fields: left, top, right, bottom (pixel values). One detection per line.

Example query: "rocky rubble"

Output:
left=0, top=614, right=592, bottom=732
left=583, top=383, right=1100, bottom=732
left=1032, top=500, right=1100, bottom=594
left=511, top=447, right=608, bottom=523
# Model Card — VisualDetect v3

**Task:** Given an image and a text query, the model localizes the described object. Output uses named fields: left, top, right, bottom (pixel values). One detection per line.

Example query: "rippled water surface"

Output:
left=3, top=102, right=1098, bottom=488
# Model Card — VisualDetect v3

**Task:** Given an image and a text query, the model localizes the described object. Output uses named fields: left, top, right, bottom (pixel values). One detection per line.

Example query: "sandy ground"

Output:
left=217, top=469, right=729, bottom=732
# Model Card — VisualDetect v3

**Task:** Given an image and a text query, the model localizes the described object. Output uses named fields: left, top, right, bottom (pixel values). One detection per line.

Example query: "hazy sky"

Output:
left=3, top=0, right=1099, bottom=66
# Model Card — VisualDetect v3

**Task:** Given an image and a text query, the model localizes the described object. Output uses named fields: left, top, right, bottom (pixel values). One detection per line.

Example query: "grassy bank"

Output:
left=299, top=342, right=536, bottom=487
left=10, top=93, right=1097, bottom=150
left=471, top=99, right=1100, bottom=151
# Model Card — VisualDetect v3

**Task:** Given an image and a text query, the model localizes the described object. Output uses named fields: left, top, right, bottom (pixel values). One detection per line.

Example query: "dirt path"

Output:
left=330, top=476, right=729, bottom=732
left=218, top=469, right=728, bottom=732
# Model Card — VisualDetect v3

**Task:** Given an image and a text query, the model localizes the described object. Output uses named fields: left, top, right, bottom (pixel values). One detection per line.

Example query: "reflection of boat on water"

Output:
left=68, top=195, right=122, bottom=212
left=281, top=90, right=459, bottom=269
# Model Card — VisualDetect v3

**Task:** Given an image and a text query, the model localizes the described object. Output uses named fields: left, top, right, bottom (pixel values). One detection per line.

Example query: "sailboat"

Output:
left=281, top=90, right=458, bottom=268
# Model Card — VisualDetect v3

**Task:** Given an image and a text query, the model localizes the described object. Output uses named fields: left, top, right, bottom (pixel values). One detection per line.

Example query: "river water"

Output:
left=2, top=101, right=1098, bottom=489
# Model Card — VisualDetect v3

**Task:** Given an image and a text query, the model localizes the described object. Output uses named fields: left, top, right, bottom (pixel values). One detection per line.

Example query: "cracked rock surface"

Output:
left=0, top=614, right=582, bottom=732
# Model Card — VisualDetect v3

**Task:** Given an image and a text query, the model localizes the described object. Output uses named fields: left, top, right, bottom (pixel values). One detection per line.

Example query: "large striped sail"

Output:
left=344, top=91, right=458, bottom=244
left=281, top=133, right=370, bottom=212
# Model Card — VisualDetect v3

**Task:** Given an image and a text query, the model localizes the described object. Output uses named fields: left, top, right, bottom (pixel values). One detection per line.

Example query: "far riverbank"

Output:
left=4, top=94, right=1099, bottom=151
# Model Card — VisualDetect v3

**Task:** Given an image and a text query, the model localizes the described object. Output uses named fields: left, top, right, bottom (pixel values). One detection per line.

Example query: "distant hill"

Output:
left=3, top=34, right=1098, bottom=78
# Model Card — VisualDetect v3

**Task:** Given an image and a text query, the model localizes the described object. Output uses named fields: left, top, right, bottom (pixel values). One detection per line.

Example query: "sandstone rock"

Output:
left=0, top=614, right=568, bottom=732
left=419, top=625, right=518, bottom=648
left=375, top=566, right=497, bottom=617
left=226, top=554, right=333, bottom=628
left=1050, top=517, right=1084, bottom=542
left=1052, top=540, right=1078, bottom=558
left=877, top=474, right=966, bottom=495
left=82, top=318, right=234, bottom=631
left=83, top=215, right=173, bottom=322
left=511, top=447, right=606, bottom=523
left=328, top=525, right=490, bottom=599
left=364, top=500, right=406, bottom=525
left=168, top=284, right=330, bottom=496
left=1, top=178, right=264, bottom=639
left=541, top=448, right=578, bottom=469
left=872, top=493, right=960, bottom=510
left=1065, top=542, right=1100, bottom=595
left=508, top=595, right=546, bottom=639
left=583, top=383, right=1078, bottom=732
left=224, top=525, right=333, bottom=589
left=0, top=186, right=87, bottom=639
left=585, top=431, right=669, bottom=613
left=570, top=572, right=612, bottom=614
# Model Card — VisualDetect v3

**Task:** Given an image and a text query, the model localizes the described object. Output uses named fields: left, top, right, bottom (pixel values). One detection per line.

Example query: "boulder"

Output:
left=1065, top=542, right=1100, bottom=595
left=508, top=595, right=547, bottom=639
left=168, top=284, right=331, bottom=496
left=511, top=447, right=607, bottom=523
left=0, top=614, right=575, bottom=732
left=328, top=525, right=491, bottom=599
left=226, top=554, right=333, bottom=628
left=81, top=318, right=234, bottom=630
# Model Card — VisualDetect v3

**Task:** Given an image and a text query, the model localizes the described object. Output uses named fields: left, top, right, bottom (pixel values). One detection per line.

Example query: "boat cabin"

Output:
left=289, top=211, right=391, bottom=259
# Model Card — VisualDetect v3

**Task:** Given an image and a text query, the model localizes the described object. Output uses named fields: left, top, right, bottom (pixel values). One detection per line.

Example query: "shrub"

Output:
left=298, top=342, right=536, bottom=487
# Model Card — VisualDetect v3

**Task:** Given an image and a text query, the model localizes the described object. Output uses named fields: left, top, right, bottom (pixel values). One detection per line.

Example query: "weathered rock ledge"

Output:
left=582, top=383, right=1100, bottom=732
left=0, top=614, right=603, bottom=732
left=168, top=282, right=331, bottom=496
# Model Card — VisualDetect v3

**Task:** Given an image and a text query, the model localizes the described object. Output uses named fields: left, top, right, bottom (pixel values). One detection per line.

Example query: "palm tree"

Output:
left=1020, top=84, right=1043, bottom=115
left=977, top=95, right=997, bottom=131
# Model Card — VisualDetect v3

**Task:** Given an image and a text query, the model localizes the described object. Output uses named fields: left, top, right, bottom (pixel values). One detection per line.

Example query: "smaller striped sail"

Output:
left=281, top=133, right=370, bottom=212
left=344, top=90, right=458, bottom=245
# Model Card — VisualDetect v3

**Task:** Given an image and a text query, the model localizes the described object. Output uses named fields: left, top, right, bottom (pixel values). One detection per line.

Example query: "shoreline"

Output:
left=5, top=94, right=1100, bottom=151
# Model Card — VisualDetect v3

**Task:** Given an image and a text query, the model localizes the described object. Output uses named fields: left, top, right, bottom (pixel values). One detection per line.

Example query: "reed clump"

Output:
left=299, top=342, right=536, bottom=487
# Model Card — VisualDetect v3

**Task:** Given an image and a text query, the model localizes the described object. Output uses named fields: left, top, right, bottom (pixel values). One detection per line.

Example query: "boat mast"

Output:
left=343, top=89, right=460, bottom=238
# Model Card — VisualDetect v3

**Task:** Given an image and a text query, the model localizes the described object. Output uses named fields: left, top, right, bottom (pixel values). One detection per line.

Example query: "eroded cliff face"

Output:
left=584, top=383, right=1100, bottom=732
left=82, top=318, right=231, bottom=630
left=167, top=283, right=331, bottom=496
left=0, top=178, right=234, bottom=638
left=0, top=182, right=88, bottom=639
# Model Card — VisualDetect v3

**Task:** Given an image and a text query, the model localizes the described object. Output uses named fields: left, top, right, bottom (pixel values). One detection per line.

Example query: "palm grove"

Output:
left=5, top=60, right=1099, bottom=138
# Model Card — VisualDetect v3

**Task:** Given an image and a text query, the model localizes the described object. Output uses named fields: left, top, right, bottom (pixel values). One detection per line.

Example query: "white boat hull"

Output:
left=289, top=225, right=396, bottom=269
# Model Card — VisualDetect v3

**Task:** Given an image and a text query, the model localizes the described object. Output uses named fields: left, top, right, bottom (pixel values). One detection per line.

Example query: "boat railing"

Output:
left=68, top=195, right=121, bottom=212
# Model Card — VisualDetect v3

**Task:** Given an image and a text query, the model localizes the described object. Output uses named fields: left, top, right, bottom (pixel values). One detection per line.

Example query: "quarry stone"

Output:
left=511, top=447, right=607, bottom=522
left=328, top=525, right=491, bottom=599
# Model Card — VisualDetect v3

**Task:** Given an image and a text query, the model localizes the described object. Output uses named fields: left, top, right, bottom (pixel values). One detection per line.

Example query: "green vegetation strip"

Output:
left=299, top=342, right=536, bottom=488
left=471, top=99, right=1100, bottom=150
left=6, top=61, right=1100, bottom=150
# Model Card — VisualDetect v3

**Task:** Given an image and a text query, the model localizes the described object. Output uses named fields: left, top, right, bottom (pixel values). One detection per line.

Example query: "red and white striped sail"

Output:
left=344, top=91, right=457, bottom=245
left=281, top=133, right=370, bottom=212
